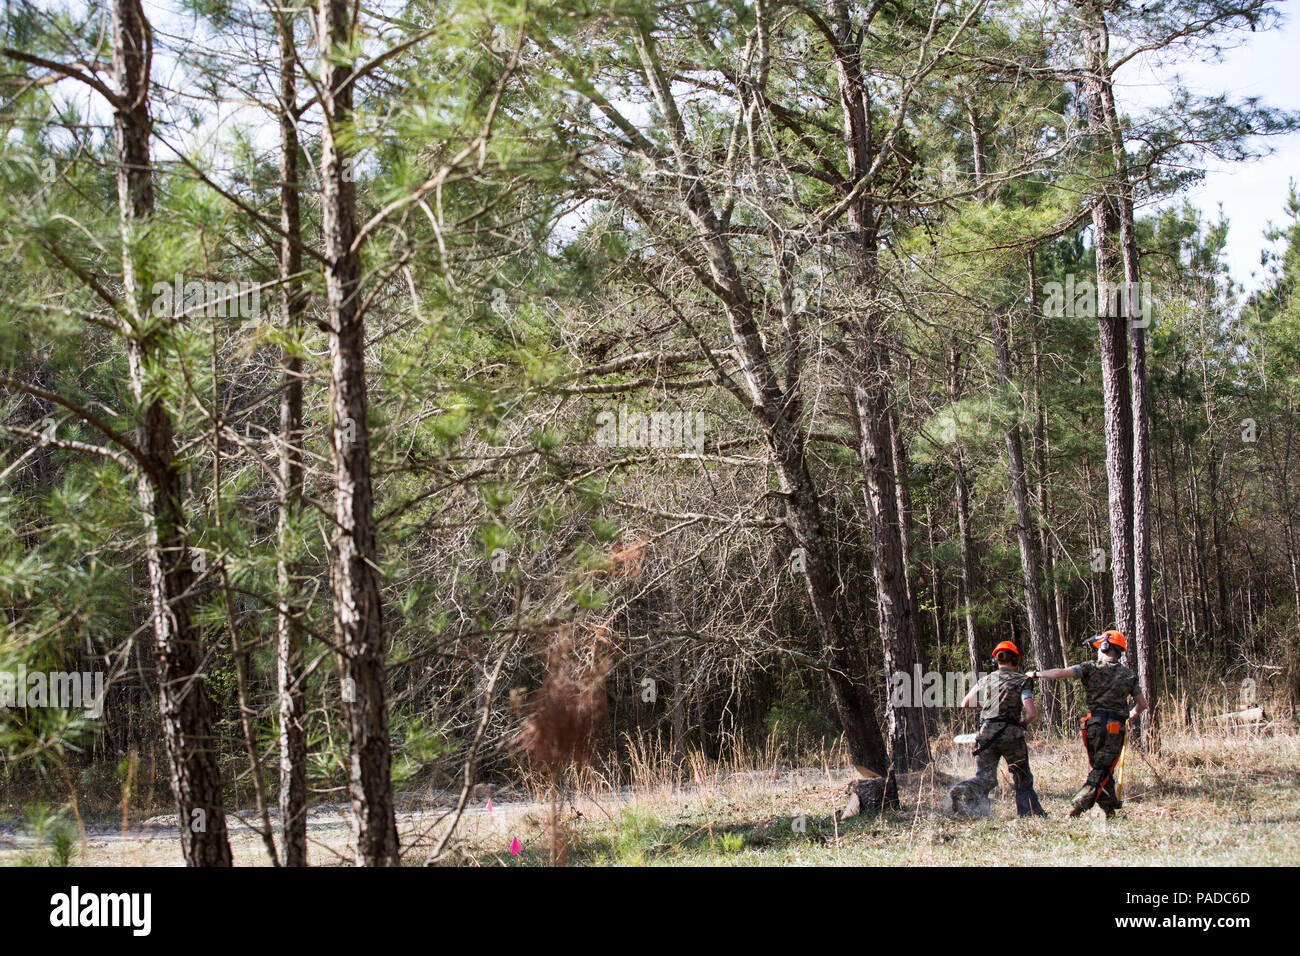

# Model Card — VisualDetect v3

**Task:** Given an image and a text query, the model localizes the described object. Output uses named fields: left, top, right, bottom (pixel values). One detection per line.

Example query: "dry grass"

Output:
left=5, top=723, right=1296, bottom=866
left=457, top=724, right=1300, bottom=867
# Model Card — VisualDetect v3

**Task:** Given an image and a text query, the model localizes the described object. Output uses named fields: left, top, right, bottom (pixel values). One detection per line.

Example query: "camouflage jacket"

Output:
left=976, top=668, right=1032, bottom=734
left=1073, top=660, right=1139, bottom=715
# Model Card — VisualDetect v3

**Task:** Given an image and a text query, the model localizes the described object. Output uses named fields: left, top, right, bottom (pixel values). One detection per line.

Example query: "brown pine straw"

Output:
left=512, top=633, right=611, bottom=864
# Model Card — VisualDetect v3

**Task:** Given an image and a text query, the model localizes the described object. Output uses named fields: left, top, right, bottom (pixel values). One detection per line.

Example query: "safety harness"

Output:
left=1081, top=710, right=1128, bottom=803
left=1086, top=709, right=1128, bottom=723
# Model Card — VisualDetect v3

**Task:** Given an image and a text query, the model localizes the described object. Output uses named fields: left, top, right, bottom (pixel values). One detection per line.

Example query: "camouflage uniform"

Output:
left=1070, top=660, right=1140, bottom=815
left=955, top=669, right=1044, bottom=815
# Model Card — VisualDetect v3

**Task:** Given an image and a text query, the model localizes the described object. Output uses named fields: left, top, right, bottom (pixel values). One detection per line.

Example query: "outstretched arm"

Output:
left=1026, top=667, right=1075, bottom=681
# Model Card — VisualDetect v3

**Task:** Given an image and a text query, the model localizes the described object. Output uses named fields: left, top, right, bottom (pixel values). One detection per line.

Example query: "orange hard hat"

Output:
left=1086, top=630, right=1127, bottom=652
left=991, top=640, right=1020, bottom=660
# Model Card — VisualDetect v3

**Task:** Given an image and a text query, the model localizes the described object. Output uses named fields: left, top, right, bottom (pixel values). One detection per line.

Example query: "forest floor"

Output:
left=2, top=728, right=1296, bottom=866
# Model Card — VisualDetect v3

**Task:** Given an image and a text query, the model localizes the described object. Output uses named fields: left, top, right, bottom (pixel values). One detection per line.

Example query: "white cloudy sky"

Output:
left=1121, top=5, right=1300, bottom=294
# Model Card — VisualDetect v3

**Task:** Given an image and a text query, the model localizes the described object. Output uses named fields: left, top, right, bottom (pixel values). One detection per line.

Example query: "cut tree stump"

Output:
left=838, top=776, right=900, bottom=820
left=948, top=780, right=992, bottom=818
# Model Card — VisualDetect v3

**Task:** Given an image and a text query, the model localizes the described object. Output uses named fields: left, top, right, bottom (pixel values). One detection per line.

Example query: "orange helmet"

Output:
left=991, top=640, right=1020, bottom=661
left=1086, top=630, right=1126, bottom=653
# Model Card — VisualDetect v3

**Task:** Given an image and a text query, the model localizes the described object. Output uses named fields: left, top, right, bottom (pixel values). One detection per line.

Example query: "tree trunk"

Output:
left=891, top=409, right=935, bottom=733
left=948, top=347, right=983, bottom=674
left=1093, top=30, right=1159, bottom=743
left=319, top=0, right=400, bottom=866
left=1130, top=305, right=1157, bottom=741
left=1083, top=17, right=1135, bottom=646
left=891, top=408, right=924, bottom=671
left=275, top=4, right=308, bottom=867
left=1207, top=448, right=1230, bottom=644
left=1033, top=327, right=1071, bottom=671
left=955, top=102, right=995, bottom=676
left=1165, top=430, right=1190, bottom=660
left=1083, top=456, right=1105, bottom=622
left=1179, top=422, right=1213, bottom=649
left=1270, top=404, right=1300, bottom=630
left=853, top=370, right=929, bottom=770
left=954, top=459, right=982, bottom=674
left=991, top=312, right=1063, bottom=726
left=114, top=0, right=231, bottom=867
left=1084, top=0, right=1159, bottom=743
left=923, top=499, right=947, bottom=654
left=831, top=0, right=928, bottom=770
left=671, top=642, right=685, bottom=768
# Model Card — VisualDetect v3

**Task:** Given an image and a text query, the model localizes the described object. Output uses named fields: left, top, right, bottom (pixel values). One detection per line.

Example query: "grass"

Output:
left=4, top=723, right=1297, bottom=866
left=460, top=726, right=1300, bottom=867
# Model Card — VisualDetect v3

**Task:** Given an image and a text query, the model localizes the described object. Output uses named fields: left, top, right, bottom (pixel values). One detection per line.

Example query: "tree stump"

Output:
left=838, top=776, right=900, bottom=820
left=948, top=779, right=992, bottom=818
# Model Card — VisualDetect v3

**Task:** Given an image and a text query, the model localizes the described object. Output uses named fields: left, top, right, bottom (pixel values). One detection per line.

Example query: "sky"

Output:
left=1121, top=5, right=1300, bottom=295
left=20, top=0, right=1299, bottom=296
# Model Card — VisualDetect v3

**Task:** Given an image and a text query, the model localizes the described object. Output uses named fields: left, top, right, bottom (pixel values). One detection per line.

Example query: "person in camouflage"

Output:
left=1029, top=629, right=1149, bottom=818
left=953, top=640, right=1048, bottom=817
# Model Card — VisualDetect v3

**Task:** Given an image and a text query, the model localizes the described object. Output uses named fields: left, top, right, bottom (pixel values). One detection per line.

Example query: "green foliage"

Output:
left=710, top=831, right=744, bottom=855
left=1, top=0, right=1297, bottom=838
left=15, top=804, right=77, bottom=867
left=763, top=674, right=832, bottom=748
left=599, top=806, right=674, bottom=865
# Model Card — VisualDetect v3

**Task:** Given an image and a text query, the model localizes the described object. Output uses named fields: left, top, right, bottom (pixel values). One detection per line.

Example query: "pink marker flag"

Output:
left=486, top=797, right=493, bottom=812
left=509, top=837, right=522, bottom=856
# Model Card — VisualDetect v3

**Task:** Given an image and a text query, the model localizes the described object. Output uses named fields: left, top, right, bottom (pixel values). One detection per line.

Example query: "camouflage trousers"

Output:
left=1077, top=714, right=1127, bottom=811
left=961, top=721, right=1034, bottom=796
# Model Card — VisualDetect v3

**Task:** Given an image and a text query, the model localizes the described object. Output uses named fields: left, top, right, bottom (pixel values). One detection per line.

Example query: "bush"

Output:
left=763, top=675, right=832, bottom=752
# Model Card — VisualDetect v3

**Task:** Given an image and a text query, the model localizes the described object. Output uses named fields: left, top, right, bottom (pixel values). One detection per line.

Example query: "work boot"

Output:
left=1068, top=785, right=1095, bottom=817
